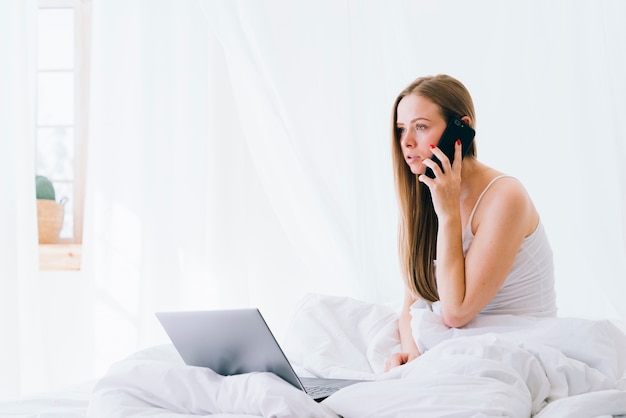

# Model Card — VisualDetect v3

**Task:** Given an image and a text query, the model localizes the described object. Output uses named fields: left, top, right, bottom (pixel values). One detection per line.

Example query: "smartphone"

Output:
left=425, top=118, right=476, bottom=179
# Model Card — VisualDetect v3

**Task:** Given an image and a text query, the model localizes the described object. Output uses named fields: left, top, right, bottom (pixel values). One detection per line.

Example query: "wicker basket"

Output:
left=37, top=199, right=65, bottom=244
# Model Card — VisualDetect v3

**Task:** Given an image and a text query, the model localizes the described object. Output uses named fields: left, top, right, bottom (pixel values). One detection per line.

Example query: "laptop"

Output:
left=155, top=308, right=365, bottom=401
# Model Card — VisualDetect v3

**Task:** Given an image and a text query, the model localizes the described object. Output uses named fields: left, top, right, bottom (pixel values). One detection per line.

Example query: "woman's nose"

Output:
left=401, top=130, right=416, bottom=148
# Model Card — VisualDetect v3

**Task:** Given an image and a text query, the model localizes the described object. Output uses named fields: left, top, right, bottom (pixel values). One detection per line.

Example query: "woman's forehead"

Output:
left=397, top=94, right=441, bottom=121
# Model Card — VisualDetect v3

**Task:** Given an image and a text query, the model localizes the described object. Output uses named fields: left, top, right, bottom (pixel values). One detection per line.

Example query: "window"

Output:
left=37, top=0, right=89, bottom=270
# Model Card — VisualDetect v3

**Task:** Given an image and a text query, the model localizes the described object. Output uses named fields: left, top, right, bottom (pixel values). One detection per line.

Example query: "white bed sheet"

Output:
left=287, top=294, right=626, bottom=418
left=1, top=293, right=625, bottom=417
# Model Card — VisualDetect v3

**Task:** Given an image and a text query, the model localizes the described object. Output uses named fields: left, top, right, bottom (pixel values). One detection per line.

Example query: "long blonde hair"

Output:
left=391, top=75, right=477, bottom=302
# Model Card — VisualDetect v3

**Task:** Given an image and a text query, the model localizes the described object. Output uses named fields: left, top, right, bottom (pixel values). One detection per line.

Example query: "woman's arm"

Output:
left=438, top=177, right=535, bottom=327
left=422, top=143, right=537, bottom=328
left=385, top=289, right=420, bottom=371
left=399, top=290, right=419, bottom=354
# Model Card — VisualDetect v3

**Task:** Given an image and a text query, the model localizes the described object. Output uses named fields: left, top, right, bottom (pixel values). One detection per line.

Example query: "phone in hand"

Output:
left=425, top=117, right=476, bottom=179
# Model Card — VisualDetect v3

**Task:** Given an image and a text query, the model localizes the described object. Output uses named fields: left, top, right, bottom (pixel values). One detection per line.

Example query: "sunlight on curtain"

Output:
left=84, top=0, right=216, bottom=375
left=84, top=0, right=403, bottom=379
left=0, top=0, right=44, bottom=401
left=199, top=0, right=402, bottom=309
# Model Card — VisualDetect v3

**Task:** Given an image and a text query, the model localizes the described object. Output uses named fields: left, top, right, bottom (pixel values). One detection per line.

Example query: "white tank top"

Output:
left=462, top=175, right=558, bottom=317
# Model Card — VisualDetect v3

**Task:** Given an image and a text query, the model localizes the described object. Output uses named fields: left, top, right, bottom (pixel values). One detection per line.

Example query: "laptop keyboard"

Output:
left=305, top=385, right=340, bottom=398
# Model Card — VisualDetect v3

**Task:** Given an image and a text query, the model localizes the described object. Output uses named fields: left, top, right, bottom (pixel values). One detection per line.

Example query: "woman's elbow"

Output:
left=440, top=309, right=474, bottom=329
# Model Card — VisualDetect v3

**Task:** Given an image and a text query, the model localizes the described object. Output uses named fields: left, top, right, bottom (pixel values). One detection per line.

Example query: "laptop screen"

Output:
left=155, top=308, right=304, bottom=390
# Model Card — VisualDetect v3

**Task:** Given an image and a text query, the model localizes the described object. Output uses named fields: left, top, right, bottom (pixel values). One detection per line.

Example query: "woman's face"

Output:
left=396, top=94, right=447, bottom=175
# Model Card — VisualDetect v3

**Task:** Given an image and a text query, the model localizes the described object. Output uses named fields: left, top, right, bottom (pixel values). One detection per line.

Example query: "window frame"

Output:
left=37, top=0, right=90, bottom=269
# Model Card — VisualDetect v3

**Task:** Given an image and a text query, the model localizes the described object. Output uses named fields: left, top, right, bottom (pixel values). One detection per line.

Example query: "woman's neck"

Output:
left=460, top=158, right=496, bottom=199
left=460, top=157, right=484, bottom=182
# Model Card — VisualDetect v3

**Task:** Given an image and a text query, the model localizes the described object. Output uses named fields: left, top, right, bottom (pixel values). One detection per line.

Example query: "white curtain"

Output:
left=85, top=0, right=212, bottom=374
left=0, top=0, right=46, bottom=400
left=1, top=0, right=625, bottom=400
left=84, top=0, right=404, bottom=378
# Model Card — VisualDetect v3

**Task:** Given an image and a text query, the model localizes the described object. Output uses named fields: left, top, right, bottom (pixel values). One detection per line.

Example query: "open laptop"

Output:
left=155, top=308, right=365, bottom=401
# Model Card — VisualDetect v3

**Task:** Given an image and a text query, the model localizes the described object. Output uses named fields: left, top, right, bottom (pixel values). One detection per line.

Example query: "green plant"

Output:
left=36, top=175, right=56, bottom=201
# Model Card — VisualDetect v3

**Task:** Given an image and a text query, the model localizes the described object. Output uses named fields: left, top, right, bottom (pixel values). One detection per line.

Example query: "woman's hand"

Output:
left=418, top=140, right=463, bottom=219
left=384, top=351, right=420, bottom=372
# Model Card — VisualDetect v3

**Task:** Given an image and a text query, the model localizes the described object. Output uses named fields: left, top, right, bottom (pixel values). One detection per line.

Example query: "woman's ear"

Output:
left=460, top=115, right=473, bottom=127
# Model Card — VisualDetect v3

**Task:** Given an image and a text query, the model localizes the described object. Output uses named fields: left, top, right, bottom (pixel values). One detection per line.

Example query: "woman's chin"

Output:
left=410, top=166, right=424, bottom=176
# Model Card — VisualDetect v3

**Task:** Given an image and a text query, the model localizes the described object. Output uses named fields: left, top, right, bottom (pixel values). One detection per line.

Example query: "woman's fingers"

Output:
left=384, top=352, right=417, bottom=372
left=452, top=139, right=462, bottom=173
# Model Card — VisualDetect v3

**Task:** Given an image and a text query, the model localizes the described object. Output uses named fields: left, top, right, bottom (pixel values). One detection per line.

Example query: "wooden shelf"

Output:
left=39, top=244, right=82, bottom=271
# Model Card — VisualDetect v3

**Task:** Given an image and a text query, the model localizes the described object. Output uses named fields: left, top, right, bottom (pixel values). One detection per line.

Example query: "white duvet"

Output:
left=86, top=294, right=626, bottom=418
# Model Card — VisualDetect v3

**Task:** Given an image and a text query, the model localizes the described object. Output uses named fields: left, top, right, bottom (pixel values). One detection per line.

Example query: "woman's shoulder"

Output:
left=489, top=173, right=532, bottom=202
left=472, top=171, right=538, bottom=235
left=471, top=165, right=529, bottom=199
left=487, top=173, right=527, bottom=195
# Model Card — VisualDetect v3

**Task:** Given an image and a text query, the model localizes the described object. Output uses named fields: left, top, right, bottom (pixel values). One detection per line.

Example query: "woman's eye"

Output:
left=396, top=127, right=405, bottom=137
left=415, top=124, right=426, bottom=131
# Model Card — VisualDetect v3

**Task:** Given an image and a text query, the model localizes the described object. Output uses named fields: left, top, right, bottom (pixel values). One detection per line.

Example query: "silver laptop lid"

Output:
left=155, top=309, right=304, bottom=391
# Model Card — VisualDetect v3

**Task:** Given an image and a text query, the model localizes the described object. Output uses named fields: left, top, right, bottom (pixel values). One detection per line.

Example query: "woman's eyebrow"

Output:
left=397, top=117, right=430, bottom=126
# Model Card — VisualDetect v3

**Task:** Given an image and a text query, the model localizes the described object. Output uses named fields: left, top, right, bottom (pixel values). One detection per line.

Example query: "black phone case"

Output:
left=425, top=118, right=476, bottom=179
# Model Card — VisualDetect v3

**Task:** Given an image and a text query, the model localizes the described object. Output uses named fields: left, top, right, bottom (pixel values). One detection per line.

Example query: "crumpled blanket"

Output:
left=86, top=343, right=337, bottom=418
left=87, top=293, right=626, bottom=417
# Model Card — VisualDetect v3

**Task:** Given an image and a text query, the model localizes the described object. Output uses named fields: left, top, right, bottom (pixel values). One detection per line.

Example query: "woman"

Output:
left=385, top=74, right=557, bottom=371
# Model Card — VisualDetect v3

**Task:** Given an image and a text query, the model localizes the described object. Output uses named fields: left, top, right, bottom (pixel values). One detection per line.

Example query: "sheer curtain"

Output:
left=83, top=0, right=403, bottom=380
left=84, top=0, right=402, bottom=376
left=85, top=0, right=213, bottom=374
left=0, top=0, right=45, bottom=400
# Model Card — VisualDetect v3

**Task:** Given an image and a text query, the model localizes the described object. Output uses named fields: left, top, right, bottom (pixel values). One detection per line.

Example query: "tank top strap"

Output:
left=466, top=175, right=514, bottom=227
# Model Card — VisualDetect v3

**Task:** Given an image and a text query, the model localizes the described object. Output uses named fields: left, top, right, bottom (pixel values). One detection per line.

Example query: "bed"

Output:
left=1, top=293, right=625, bottom=417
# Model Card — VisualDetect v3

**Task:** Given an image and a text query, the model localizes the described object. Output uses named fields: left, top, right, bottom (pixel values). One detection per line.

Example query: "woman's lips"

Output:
left=405, top=155, right=425, bottom=173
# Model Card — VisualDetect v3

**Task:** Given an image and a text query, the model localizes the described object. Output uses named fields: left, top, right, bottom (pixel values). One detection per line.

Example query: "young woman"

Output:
left=385, top=74, right=557, bottom=371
